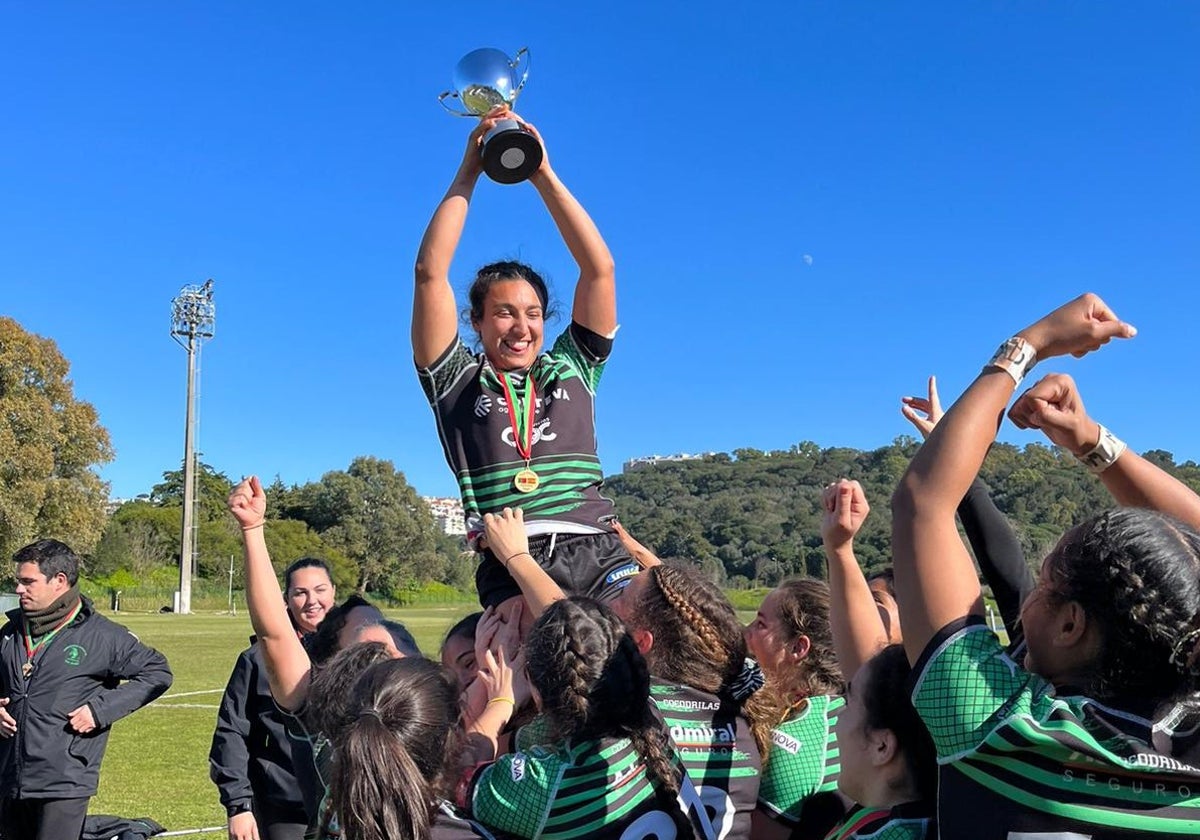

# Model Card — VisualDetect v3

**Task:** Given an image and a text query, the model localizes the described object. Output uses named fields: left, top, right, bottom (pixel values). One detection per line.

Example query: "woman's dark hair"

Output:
left=442, top=611, right=483, bottom=651
left=328, top=658, right=460, bottom=840
left=305, top=595, right=378, bottom=666
left=866, top=567, right=896, bottom=598
left=283, top=556, right=332, bottom=592
left=1045, top=508, right=1200, bottom=705
left=624, top=564, right=782, bottom=760
left=464, top=261, right=555, bottom=327
left=857, top=645, right=937, bottom=803
left=304, top=641, right=395, bottom=738
left=526, top=598, right=692, bottom=838
left=771, top=578, right=845, bottom=703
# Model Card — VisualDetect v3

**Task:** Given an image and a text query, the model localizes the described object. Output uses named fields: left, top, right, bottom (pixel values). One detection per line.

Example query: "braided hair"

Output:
left=525, top=597, right=692, bottom=838
left=1045, top=508, right=1200, bottom=706
left=624, top=563, right=783, bottom=759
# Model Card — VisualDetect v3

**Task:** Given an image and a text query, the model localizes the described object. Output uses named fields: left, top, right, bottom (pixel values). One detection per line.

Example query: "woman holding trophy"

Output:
left=413, top=106, right=636, bottom=611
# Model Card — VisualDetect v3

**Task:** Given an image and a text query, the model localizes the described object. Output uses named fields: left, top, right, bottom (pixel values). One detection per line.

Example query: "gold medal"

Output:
left=514, top=468, right=540, bottom=493
left=22, top=662, right=33, bottom=679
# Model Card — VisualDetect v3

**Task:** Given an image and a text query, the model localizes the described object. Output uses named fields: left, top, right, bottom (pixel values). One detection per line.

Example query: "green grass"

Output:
left=90, top=606, right=476, bottom=834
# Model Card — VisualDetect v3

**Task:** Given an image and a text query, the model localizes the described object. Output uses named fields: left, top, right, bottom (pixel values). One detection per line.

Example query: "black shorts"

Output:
left=475, top=531, right=640, bottom=609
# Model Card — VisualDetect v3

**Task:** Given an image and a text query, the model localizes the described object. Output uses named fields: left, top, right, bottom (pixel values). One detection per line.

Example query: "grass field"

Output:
left=89, top=605, right=479, bottom=835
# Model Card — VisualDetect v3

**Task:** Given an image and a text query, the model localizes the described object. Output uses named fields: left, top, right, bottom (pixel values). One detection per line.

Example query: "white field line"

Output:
left=147, top=703, right=220, bottom=709
left=160, top=688, right=224, bottom=699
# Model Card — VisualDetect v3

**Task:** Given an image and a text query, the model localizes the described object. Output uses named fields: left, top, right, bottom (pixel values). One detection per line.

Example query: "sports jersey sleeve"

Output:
left=417, top=337, right=477, bottom=403
left=757, top=695, right=844, bottom=826
left=909, top=617, right=1047, bottom=760
left=469, top=748, right=564, bottom=839
left=514, top=714, right=554, bottom=752
left=548, top=322, right=612, bottom=393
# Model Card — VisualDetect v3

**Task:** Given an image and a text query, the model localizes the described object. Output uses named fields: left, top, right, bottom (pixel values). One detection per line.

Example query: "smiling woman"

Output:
left=412, top=107, right=634, bottom=611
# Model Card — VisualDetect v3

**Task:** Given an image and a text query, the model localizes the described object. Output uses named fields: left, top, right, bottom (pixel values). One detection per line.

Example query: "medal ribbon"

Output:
left=499, top=372, right=536, bottom=462
left=23, top=600, right=83, bottom=665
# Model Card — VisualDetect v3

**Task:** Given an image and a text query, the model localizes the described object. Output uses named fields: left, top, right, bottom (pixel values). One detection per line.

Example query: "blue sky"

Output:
left=3, top=2, right=1197, bottom=501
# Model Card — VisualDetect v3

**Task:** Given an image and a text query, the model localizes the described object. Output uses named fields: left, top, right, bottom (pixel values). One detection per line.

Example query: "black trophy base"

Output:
left=481, top=124, right=543, bottom=184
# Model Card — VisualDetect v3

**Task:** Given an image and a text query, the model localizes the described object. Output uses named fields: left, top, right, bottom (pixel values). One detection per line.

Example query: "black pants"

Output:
left=0, top=795, right=89, bottom=840
left=476, top=530, right=639, bottom=609
left=254, top=800, right=308, bottom=840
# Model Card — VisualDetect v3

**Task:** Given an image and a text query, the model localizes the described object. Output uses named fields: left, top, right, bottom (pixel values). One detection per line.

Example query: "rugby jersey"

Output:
left=651, top=681, right=762, bottom=840
left=822, top=802, right=933, bottom=840
left=417, top=324, right=615, bottom=542
left=466, top=734, right=714, bottom=840
left=757, top=694, right=845, bottom=835
left=912, top=616, right=1200, bottom=839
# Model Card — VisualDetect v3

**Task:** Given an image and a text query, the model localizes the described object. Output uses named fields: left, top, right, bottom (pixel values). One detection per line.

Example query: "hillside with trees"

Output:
left=605, top=439, right=1200, bottom=588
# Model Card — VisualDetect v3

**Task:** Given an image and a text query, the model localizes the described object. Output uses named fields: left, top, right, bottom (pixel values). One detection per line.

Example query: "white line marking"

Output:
left=149, top=703, right=220, bottom=709
left=161, top=688, right=224, bottom=699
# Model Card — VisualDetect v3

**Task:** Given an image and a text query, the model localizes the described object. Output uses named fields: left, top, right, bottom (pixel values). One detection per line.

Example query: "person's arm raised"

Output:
left=822, top=480, right=889, bottom=678
left=514, top=117, right=616, bottom=337
left=892, top=293, right=1136, bottom=664
left=227, top=476, right=311, bottom=711
left=1009, top=372, right=1200, bottom=531
left=412, top=110, right=508, bottom=367
left=482, top=508, right=564, bottom=620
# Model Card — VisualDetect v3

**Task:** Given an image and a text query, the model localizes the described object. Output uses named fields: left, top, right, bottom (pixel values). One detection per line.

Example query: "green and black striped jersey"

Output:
left=912, top=617, right=1200, bottom=839
left=417, top=324, right=615, bottom=542
left=651, top=681, right=762, bottom=840
left=757, top=694, right=845, bottom=834
left=466, top=735, right=714, bottom=840
left=821, top=802, right=933, bottom=840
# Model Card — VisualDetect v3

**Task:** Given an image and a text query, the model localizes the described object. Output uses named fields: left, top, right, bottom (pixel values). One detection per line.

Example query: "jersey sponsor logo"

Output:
left=1129, top=752, right=1200, bottom=773
left=474, top=394, right=492, bottom=417
left=1062, top=766, right=1196, bottom=799
left=510, top=754, right=526, bottom=782
left=657, top=698, right=721, bottom=712
left=551, top=388, right=570, bottom=401
left=605, top=564, right=640, bottom=585
left=63, top=644, right=86, bottom=667
left=670, top=721, right=737, bottom=747
left=501, top=418, right=557, bottom=448
left=770, top=729, right=801, bottom=754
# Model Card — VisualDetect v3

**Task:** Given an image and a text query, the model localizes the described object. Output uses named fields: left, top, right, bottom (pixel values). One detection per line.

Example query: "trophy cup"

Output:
left=439, top=47, right=543, bottom=185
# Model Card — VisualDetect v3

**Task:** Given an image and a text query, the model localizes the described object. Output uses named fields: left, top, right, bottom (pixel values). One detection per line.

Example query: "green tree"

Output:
left=0, top=317, right=113, bottom=560
left=151, top=461, right=234, bottom=523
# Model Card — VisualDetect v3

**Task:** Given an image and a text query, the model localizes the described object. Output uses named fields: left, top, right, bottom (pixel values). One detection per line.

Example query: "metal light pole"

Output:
left=170, top=280, right=215, bottom=615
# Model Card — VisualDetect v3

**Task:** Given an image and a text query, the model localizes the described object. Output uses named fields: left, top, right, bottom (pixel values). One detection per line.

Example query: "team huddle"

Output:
left=210, top=110, right=1200, bottom=840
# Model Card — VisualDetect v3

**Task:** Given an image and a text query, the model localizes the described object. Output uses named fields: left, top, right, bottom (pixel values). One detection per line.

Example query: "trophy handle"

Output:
left=510, top=47, right=531, bottom=100
left=438, top=90, right=476, bottom=117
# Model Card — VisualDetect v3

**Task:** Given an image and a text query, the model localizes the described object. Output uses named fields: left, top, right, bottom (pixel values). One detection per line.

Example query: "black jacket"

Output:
left=0, top=597, right=173, bottom=798
left=209, top=642, right=307, bottom=819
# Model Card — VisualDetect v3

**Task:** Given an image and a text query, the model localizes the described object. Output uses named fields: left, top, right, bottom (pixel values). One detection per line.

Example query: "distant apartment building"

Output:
left=425, top=496, right=467, bottom=536
left=623, top=452, right=717, bottom=472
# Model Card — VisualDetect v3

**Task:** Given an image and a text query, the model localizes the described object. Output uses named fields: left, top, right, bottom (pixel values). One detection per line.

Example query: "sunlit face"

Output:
left=14, top=562, right=69, bottom=613
left=441, top=632, right=478, bottom=691
left=834, top=659, right=878, bottom=805
left=337, top=605, right=385, bottom=651
left=868, top=578, right=903, bottom=644
left=286, top=567, right=335, bottom=634
left=744, top=590, right=793, bottom=681
left=472, top=279, right=545, bottom=371
left=354, top=623, right=402, bottom=658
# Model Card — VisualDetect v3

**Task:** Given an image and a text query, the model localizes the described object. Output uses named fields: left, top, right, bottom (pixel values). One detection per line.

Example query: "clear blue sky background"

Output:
left=3, top=2, right=1197, bottom=501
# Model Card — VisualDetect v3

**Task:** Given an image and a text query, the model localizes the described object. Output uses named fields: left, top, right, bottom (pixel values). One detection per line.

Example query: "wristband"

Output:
left=984, top=336, right=1038, bottom=387
left=1075, top=424, right=1127, bottom=474
left=502, top=551, right=532, bottom=569
left=241, top=522, right=265, bottom=532
left=487, top=696, right=516, bottom=707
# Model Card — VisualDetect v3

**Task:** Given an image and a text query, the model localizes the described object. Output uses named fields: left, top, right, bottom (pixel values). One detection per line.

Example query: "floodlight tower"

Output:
left=170, top=280, right=215, bottom=615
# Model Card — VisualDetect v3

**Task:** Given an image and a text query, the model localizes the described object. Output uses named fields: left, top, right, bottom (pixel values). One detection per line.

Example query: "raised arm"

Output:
left=413, top=111, right=508, bottom=367
left=482, top=507, right=564, bottom=619
left=513, top=117, right=616, bottom=336
left=892, top=294, right=1136, bottom=663
left=1009, top=373, right=1200, bottom=532
left=902, top=375, right=1034, bottom=634
left=228, top=476, right=311, bottom=711
left=821, top=480, right=889, bottom=679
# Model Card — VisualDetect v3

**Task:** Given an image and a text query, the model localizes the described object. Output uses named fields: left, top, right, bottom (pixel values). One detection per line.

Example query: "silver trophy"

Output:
left=439, top=47, right=543, bottom=184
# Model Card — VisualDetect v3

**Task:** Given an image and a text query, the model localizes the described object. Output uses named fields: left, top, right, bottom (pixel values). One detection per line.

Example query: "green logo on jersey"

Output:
left=63, top=644, right=86, bottom=666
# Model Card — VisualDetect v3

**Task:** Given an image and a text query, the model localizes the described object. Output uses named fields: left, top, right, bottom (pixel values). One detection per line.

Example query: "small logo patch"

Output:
left=510, top=754, right=526, bottom=782
left=771, top=730, right=801, bottom=755
left=63, top=644, right=86, bottom=667
left=605, top=564, right=640, bottom=586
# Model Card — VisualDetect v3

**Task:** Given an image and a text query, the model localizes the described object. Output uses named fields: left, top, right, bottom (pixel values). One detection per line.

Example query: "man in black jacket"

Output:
left=0, top=539, right=173, bottom=840
left=209, top=557, right=335, bottom=840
